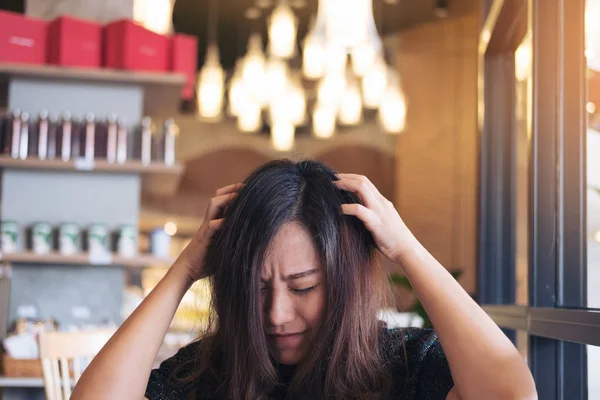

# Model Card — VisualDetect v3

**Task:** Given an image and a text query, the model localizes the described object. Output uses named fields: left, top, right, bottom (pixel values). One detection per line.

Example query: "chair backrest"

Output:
left=38, top=329, right=115, bottom=400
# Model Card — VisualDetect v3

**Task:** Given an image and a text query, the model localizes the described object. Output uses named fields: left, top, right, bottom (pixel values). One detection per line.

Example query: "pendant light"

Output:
left=338, top=76, right=362, bottom=125
left=271, top=120, right=295, bottom=151
left=378, top=76, right=407, bottom=134
left=362, top=56, right=388, bottom=108
left=242, top=33, right=268, bottom=105
left=133, top=0, right=174, bottom=35
left=310, top=0, right=382, bottom=51
left=313, top=104, right=336, bottom=138
left=197, top=0, right=224, bottom=119
left=270, top=74, right=306, bottom=126
left=268, top=0, right=298, bottom=59
left=265, top=57, right=290, bottom=104
left=302, top=18, right=326, bottom=79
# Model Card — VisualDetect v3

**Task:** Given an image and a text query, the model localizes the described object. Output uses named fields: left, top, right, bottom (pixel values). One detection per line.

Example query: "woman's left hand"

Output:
left=334, top=173, right=418, bottom=264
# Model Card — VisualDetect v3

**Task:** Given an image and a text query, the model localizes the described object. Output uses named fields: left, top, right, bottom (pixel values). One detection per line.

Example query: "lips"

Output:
left=269, top=331, right=306, bottom=348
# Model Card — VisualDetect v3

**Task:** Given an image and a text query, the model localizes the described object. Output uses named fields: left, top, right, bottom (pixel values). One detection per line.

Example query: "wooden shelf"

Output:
left=0, top=62, right=185, bottom=88
left=0, top=376, right=44, bottom=388
left=1, top=251, right=174, bottom=268
left=0, top=156, right=183, bottom=175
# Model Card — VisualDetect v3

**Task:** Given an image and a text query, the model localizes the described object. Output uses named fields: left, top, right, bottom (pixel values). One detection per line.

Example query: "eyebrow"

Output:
left=284, top=269, right=320, bottom=281
left=261, top=268, right=320, bottom=283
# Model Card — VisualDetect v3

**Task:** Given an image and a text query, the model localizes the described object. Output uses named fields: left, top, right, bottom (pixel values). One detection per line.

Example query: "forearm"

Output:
left=396, top=240, right=537, bottom=400
left=72, top=265, right=193, bottom=400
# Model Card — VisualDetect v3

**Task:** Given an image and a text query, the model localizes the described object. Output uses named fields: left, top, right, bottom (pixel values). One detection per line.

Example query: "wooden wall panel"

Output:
left=395, top=12, right=479, bottom=294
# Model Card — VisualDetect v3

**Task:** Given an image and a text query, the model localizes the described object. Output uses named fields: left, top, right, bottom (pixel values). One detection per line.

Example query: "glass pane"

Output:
left=586, top=0, right=600, bottom=309
left=590, top=344, right=600, bottom=399
left=514, top=30, right=532, bottom=306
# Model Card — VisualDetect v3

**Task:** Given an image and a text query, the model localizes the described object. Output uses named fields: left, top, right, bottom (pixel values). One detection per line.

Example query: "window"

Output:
left=479, top=0, right=600, bottom=399
left=586, top=0, right=600, bottom=310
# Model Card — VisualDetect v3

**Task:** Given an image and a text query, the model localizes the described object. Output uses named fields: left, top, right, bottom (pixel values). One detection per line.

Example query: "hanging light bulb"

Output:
left=303, top=23, right=326, bottom=79
left=268, top=1, right=297, bottom=59
left=271, top=120, right=295, bottom=151
left=362, top=57, right=387, bottom=108
left=242, top=33, right=267, bottom=105
left=238, top=100, right=263, bottom=133
left=318, top=72, right=346, bottom=110
left=338, top=78, right=362, bottom=125
left=313, top=104, right=336, bottom=138
left=133, top=0, right=174, bottom=35
left=311, top=0, right=382, bottom=51
left=378, top=85, right=407, bottom=134
left=228, top=61, right=246, bottom=116
left=197, top=44, right=225, bottom=119
left=351, top=44, right=377, bottom=77
left=265, top=57, right=289, bottom=104
left=270, top=76, right=306, bottom=126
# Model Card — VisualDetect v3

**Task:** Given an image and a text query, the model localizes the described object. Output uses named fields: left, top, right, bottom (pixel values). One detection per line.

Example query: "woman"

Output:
left=72, top=159, right=537, bottom=400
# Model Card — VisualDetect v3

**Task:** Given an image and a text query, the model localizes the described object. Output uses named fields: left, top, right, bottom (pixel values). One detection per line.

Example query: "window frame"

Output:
left=478, top=0, right=597, bottom=399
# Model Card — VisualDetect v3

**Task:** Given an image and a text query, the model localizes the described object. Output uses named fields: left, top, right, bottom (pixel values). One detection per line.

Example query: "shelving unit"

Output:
left=0, top=376, right=44, bottom=388
left=1, top=251, right=173, bottom=268
left=0, top=62, right=185, bottom=87
left=0, top=156, right=183, bottom=175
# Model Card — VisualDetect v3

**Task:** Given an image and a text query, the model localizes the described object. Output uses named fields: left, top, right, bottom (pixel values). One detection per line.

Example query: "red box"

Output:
left=171, top=34, right=198, bottom=99
left=104, top=20, right=169, bottom=72
left=48, top=16, right=102, bottom=68
left=0, top=10, right=47, bottom=65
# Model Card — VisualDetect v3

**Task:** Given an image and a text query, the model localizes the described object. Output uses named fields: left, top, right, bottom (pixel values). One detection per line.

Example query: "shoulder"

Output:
left=381, top=327, right=454, bottom=400
left=145, top=341, right=203, bottom=400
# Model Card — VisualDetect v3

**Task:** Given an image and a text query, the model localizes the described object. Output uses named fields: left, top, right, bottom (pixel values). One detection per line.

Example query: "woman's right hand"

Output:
left=172, top=183, right=241, bottom=282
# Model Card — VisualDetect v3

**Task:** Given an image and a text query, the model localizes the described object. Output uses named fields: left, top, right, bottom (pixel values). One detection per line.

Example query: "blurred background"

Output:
left=0, top=0, right=598, bottom=399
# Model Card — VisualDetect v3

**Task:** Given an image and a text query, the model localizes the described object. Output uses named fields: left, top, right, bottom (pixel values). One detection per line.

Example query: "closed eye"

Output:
left=291, top=284, right=319, bottom=296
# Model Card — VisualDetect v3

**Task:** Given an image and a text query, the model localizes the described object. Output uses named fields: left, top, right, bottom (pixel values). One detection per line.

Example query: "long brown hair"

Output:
left=176, top=159, right=396, bottom=399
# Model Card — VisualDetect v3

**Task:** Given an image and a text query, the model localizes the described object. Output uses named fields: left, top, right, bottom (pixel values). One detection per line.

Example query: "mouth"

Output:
left=268, top=331, right=306, bottom=347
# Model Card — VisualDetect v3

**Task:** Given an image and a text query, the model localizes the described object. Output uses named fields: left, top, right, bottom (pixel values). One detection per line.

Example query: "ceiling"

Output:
left=173, top=0, right=479, bottom=70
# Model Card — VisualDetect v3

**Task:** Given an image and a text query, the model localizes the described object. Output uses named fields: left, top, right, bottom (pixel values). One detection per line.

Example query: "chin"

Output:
left=274, top=350, right=303, bottom=365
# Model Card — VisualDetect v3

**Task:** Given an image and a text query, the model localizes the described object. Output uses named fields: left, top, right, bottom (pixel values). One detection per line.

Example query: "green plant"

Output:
left=389, top=270, right=463, bottom=328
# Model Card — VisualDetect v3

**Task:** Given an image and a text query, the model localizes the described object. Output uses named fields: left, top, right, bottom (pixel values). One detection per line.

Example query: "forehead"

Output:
left=262, top=221, right=322, bottom=278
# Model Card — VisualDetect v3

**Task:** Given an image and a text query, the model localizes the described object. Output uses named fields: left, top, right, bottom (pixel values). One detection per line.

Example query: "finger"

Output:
left=336, top=174, right=381, bottom=195
left=334, top=178, right=377, bottom=208
left=205, top=193, right=237, bottom=222
left=215, top=183, right=244, bottom=196
left=341, top=203, right=378, bottom=227
left=207, top=218, right=225, bottom=232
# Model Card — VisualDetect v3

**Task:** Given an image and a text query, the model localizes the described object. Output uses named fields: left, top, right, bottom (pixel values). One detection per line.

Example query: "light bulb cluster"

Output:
left=196, top=0, right=408, bottom=151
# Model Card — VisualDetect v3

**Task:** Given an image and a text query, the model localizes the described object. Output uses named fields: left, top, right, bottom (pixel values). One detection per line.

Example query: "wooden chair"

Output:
left=38, top=329, right=115, bottom=400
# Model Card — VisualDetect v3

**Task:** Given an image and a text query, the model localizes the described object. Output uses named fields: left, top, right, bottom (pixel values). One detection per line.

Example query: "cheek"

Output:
left=297, top=286, right=326, bottom=328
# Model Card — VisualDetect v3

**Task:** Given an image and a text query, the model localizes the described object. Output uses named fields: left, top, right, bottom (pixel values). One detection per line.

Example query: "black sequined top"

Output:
left=145, top=328, right=454, bottom=399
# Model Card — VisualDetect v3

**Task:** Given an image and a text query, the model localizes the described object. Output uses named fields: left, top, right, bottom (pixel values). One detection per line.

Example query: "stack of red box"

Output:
left=171, top=34, right=198, bottom=100
left=0, top=10, right=47, bottom=65
left=48, top=16, right=102, bottom=68
left=104, top=19, right=170, bottom=72
left=0, top=11, right=199, bottom=100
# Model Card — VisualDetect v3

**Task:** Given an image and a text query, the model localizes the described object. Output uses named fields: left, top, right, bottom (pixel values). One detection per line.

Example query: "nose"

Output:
left=266, top=287, right=296, bottom=328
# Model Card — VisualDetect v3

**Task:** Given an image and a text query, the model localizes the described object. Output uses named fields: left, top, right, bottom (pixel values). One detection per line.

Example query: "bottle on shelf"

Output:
left=106, top=114, right=118, bottom=163
left=7, top=109, right=21, bottom=159
left=18, top=112, right=29, bottom=160
left=82, top=112, right=96, bottom=162
left=116, top=118, right=129, bottom=164
left=70, top=117, right=82, bottom=159
left=135, top=116, right=154, bottom=166
left=35, top=110, right=49, bottom=160
left=162, top=118, right=177, bottom=166
left=47, top=114, right=58, bottom=160
left=57, top=112, right=72, bottom=162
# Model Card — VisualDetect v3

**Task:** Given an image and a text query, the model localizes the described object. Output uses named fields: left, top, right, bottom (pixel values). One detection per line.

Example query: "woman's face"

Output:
left=261, top=221, right=326, bottom=365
